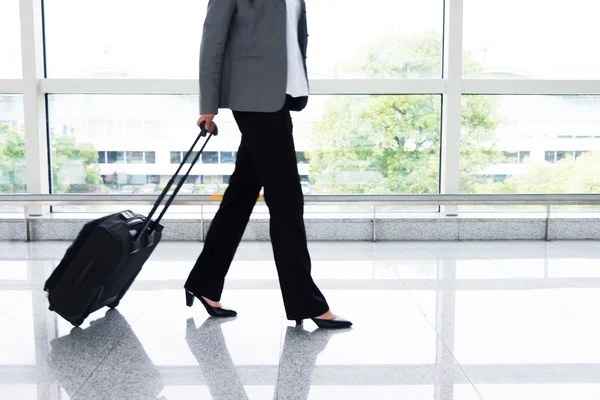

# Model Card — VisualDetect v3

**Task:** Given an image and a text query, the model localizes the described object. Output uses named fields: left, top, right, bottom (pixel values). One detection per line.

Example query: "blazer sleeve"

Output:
left=199, top=0, right=236, bottom=115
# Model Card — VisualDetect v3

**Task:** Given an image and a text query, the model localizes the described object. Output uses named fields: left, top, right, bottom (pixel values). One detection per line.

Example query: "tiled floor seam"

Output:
left=389, top=243, right=484, bottom=400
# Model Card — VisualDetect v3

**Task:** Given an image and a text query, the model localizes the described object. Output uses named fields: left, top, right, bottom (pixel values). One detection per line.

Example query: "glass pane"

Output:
left=185, top=151, right=199, bottom=164
left=43, top=0, right=205, bottom=78
left=0, top=95, right=26, bottom=194
left=145, top=151, right=156, bottom=164
left=0, top=1, right=22, bottom=78
left=44, top=0, right=443, bottom=79
left=307, top=95, right=441, bottom=194
left=556, top=151, right=569, bottom=162
left=464, top=0, right=600, bottom=79
left=201, top=151, right=218, bottom=164
left=460, top=95, right=600, bottom=194
left=125, top=151, right=144, bottom=164
left=545, top=151, right=556, bottom=164
left=220, top=151, right=236, bottom=164
left=502, top=152, right=518, bottom=164
left=96, top=151, right=106, bottom=164
left=106, top=151, right=124, bottom=164
left=47, top=95, right=441, bottom=201
left=296, top=152, right=309, bottom=164
left=308, top=0, right=443, bottom=78
left=170, top=151, right=181, bottom=164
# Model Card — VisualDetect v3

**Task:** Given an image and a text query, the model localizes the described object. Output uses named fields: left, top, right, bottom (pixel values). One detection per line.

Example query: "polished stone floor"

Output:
left=1, top=240, right=600, bottom=399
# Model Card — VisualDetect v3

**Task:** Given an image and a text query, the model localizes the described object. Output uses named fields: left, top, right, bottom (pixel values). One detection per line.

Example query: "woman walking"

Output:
left=184, top=0, right=351, bottom=329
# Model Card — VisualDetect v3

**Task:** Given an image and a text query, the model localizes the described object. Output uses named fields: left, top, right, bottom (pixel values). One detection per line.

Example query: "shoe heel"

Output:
left=185, top=290, right=194, bottom=307
left=296, top=319, right=303, bottom=325
left=311, top=318, right=325, bottom=329
left=310, top=317, right=353, bottom=330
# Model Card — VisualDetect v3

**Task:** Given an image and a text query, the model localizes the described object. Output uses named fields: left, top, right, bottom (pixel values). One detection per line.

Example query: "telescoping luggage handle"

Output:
left=133, top=121, right=218, bottom=248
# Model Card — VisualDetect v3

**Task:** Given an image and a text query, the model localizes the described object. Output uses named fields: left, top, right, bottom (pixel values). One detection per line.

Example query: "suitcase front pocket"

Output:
left=72, top=260, right=95, bottom=288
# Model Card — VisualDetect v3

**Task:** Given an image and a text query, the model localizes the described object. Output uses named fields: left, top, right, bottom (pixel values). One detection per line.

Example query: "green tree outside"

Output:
left=308, top=31, right=599, bottom=195
left=481, top=152, right=600, bottom=194
left=52, top=135, right=103, bottom=193
left=0, top=123, right=102, bottom=193
left=308, top=31, right=503, bottom=194
left=0, top=123, right=27, bottom=193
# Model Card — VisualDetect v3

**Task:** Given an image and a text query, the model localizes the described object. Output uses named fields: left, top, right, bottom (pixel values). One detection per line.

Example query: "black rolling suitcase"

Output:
left=44, top=122, right=218, bottom=326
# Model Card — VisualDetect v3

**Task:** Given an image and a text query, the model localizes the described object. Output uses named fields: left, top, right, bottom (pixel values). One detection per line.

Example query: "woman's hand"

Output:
left=197, top=114, right=216, bottom=133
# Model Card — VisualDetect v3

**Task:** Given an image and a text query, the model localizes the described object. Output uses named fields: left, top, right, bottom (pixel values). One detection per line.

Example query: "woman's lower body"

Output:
left=185, top=97, right=330, bottom=321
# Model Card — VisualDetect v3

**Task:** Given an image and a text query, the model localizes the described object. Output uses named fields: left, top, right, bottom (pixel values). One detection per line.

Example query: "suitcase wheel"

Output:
left=108, top=300, right=120, bottom=309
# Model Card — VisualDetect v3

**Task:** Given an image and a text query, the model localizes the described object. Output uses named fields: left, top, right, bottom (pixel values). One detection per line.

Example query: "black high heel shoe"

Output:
left=296, top=316, right=352, bottom=329
left=185, top=290, right=237, bottom=318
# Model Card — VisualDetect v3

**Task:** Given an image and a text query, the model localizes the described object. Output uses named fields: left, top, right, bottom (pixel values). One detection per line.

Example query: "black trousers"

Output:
left=185, top=97, right=329, bottom=320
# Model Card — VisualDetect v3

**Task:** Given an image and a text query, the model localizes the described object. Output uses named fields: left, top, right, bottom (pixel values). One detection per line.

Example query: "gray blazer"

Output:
left=199, top=0, right=309, bottom=115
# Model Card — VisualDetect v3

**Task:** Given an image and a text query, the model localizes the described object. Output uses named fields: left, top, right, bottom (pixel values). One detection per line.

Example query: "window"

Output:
left=545, top=151, right=556, bottom=164
left=43, top=0, right=443, bottom=79
left=464, top=0, right=600, bottom=79
left=125, top=151, right=144, bottom=164
left=220, top=151, right=236, bottom=164
left=145, top=151, right=156, bottom=164
left=43, top=0, right=206, bottom=78
left=0, top=1, right=22, bottom=78
left=48, top=95, right=440, bottom=195
left=296, top=152, right=309, bottom=164
left=100, top=150, right=153, bottom=163
left=518, top=151, right=530, bottom=164
left=308, top=0, right=443, bottom=78
left=461, top=95, right=600, bottom=194
left=48, top=94, right=215, bottom=194
left=127, top=175, right=148, bottom=185
left=546, top=150, right=591, bottom=163
left=0, top=95, right=26, bottom=193
left=307, top=95, right=441, bottom=194
left=556, top=151, right=569, bottom=162
left=202, top=151, right=219, bottom=164
left=96, top=151, right=107, bottom=164
left=222, top=175, right=231, bottom=184
left=170, top=151, right=181, bottom=164
left=185, top=151, right=199, bottom=164
left=107, top=151, right=124, bottom=164
left=502, top=152, right=518, bottom=164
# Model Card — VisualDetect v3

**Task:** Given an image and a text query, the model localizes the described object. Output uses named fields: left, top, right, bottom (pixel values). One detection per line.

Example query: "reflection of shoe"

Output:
left=185, top=290, right=237, bottom=317
left=296, top=316, right=353, bottom=329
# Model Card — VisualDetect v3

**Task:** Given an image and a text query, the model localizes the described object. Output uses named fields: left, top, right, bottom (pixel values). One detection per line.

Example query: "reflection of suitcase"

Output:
left=49, top=310, right=164, bottom=399
left=44, top=123, right=218, bottom=326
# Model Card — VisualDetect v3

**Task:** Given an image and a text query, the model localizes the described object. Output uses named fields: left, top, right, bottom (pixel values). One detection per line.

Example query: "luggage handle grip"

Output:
left=132, top=121, right=218, bottom=249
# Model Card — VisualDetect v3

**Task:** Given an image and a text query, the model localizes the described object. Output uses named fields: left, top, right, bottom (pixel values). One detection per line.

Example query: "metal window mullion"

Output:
left=38, top=78, right=447, bottom=95
left=19, top=0, right=49, bottom=215
left=440, top=0, right=464, bottom=217
left=463, top=79, right=600, bottom=95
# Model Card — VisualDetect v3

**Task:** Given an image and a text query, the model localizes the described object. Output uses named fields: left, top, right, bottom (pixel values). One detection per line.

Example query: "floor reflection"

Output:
left=276, top=325, right=350, bottom=400
left=49, top=310, right=165, bottom=399
left=1, top=241, right=600, bottom=399
left=185, top=316, right=350, bottom=400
